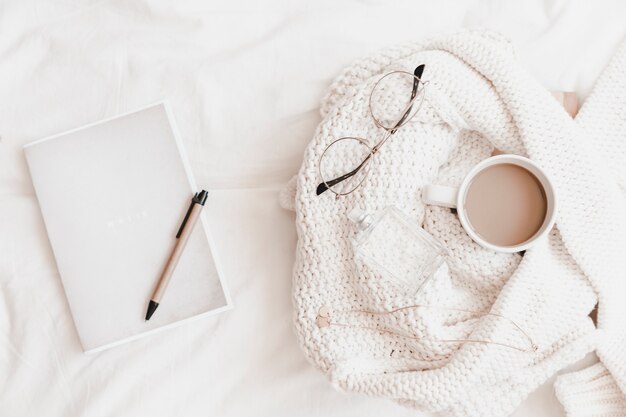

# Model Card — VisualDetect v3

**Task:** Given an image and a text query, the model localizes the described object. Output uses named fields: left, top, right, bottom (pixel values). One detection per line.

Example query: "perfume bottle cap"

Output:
left=348, top=208, right=373, bottom=230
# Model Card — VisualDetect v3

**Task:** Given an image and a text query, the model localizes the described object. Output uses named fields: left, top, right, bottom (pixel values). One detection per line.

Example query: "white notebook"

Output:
left=24, top=102, right=231, bottom=353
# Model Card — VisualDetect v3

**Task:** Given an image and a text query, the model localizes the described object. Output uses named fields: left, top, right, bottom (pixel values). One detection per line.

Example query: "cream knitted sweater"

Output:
left=286, top=30, right=626, bottom=417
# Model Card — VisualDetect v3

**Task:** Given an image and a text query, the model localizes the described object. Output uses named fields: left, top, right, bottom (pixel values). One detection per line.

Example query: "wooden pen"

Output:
left=145, top=190, right=208, bottom=320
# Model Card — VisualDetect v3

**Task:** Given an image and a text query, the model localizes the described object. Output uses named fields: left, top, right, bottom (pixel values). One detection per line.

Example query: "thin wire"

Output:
left=322, top=303, right=538, bottom=353
left=326, top=321, right=533, bottom=353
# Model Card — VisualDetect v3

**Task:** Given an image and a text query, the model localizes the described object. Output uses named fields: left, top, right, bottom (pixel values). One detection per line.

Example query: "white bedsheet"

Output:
left=1, top=1, right=624, bottom=416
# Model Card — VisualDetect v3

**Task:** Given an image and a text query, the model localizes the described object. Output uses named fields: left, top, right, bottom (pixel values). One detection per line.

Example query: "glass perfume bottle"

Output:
left=348, top=206, right=449, bottom=295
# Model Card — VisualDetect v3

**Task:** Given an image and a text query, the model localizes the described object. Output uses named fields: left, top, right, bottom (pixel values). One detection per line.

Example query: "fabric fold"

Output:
left=292, top=29, right=607, bottom=417
left=555, top=362, right=626, bottom=417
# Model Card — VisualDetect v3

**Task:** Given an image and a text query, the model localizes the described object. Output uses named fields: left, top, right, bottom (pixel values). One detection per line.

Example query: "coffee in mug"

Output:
left=465, top=163, right=547, bottom=247
left=422, top=155, right=556, bottom=253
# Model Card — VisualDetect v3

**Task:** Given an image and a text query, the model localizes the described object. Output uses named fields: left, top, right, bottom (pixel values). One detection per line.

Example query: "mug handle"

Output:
left=422, top=185, right=458, bottom=208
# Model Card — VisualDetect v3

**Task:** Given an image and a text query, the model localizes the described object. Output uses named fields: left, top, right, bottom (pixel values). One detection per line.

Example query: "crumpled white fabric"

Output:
left=3, top=1, right=626, bottom=417
left=289, top=29, right=626, bottom=417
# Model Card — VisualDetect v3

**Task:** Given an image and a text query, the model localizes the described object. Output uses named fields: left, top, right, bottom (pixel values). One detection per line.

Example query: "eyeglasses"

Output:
left=316, top=65, right=427, bottom=198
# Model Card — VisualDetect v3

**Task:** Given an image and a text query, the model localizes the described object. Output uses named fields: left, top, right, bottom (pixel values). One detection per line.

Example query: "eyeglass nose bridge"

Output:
left=371, top=129, right=393, bottom=154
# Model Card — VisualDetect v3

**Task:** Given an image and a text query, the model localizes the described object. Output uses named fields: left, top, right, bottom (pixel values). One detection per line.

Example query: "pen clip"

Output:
left=176, top=193, right=197, bottom=238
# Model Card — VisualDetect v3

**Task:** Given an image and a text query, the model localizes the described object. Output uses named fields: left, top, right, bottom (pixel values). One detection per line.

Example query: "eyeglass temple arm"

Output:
left=374, top=65, right=424, bottom=152
left=315, top=64, right=425, bottom=196
left=316, top=153, right=372, bottom=195
left=389, top=64, right=424, bottom=135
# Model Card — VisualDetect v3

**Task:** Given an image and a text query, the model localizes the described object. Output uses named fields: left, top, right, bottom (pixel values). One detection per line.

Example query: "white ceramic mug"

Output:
left=422, top=154, right=557, bottom=253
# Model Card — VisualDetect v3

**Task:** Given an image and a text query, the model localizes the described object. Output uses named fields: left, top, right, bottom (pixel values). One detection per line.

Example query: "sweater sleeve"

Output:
left=557, top=34, right=626, bottom=416
left=555, top=362, right=626, bottom=417
left=576, top=39, right=626, bottom=188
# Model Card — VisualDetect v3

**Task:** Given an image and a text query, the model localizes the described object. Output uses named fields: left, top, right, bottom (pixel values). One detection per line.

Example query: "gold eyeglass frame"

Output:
left=316, top=65, right=428, bottom=198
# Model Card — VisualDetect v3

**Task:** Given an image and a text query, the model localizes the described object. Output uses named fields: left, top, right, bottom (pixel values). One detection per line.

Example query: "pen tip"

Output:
left=145, top=300, right=159, bottom=321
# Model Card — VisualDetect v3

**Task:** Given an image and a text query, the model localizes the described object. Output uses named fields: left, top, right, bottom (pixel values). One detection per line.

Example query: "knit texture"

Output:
left=288, top=30, right=626, bottom=417
left=551, top=34, right=626, bottom=417
left=555, top=363, right=626, bottom=417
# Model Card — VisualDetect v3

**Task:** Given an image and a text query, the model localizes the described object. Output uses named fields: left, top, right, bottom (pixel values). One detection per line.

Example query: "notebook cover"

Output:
left=24, top=102, right=231, bottom=353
